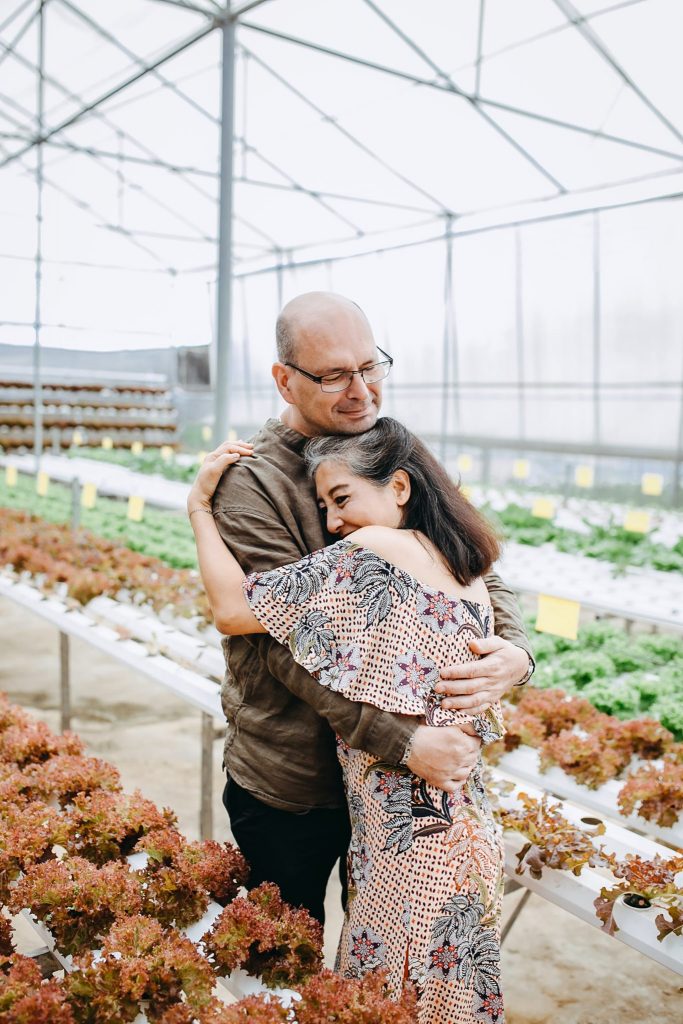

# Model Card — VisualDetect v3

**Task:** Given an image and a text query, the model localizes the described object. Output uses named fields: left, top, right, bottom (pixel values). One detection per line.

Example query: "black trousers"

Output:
left=223, top=774, right=351, bottom=925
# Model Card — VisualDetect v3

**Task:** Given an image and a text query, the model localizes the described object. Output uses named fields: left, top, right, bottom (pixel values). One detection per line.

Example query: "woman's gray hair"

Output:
left=303, top=424, right=400, bottom=485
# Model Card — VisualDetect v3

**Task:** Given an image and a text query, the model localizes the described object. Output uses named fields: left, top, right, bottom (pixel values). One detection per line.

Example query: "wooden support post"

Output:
left=59, top=631, right=71, bottom=732
left=200, top=712, right=214, bottom=840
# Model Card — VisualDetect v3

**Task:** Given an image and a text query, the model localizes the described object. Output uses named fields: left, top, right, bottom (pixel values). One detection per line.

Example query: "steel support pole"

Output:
left=440, top=220, right=454, bottom=462
left=592, top=213, right=602, bottom=483
left=59, top=631, right=71, bottom=732
left=200, top=712, right=215, bottom=840
left=213, top=12, right=237, bottom=446
left=514, top=227, right=526, bottom=445
left=32, top=0, right=46, bottom=462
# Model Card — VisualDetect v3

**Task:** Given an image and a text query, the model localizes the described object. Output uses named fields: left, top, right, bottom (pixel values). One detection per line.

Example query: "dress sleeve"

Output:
left=243, top=540, right=426, bottom=716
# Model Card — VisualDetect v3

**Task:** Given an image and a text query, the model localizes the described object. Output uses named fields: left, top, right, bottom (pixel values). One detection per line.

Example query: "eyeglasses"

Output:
left=285, top=347, right=393, bottom=393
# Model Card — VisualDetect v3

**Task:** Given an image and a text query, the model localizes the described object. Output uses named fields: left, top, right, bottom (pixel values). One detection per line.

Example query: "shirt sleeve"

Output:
left=483, top=568, right=535, bottom=667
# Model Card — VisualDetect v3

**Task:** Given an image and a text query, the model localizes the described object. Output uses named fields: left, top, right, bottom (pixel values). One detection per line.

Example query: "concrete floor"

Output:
left=1, top=594, right=681, bottom=1023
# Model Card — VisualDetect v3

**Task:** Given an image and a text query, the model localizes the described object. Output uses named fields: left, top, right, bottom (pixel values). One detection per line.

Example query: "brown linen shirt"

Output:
left=213, top=418, right=532, bottom=812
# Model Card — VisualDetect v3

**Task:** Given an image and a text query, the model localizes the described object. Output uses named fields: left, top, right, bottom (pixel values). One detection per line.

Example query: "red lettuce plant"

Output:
left=0, top=955, right=75, bottom=1023
left=617, top=758, right=683, bottom=827
left=0, top=801, right=62, bottom=903
left=297, top=968, right=419, bottom=1024
left=612, top=718, right=674, bottom=760
left=62, top=790, right=177, bottom=864
left=538, top=728, right=630, bottom=788
left=0, top=914, right=13, bottom=959
left=202, top=882, right=323, bottom=989
left=594, top=852, right=683, bottom=936
left=177, top=839, right=249, bottom=907
left=0, top=720, right=83, bottom=768
left=157, top=996, right=289, bottom=1024
left=9, top=856, right=142, bottom=956
left=497, top=792, right=617, bottom=879
left=133, top=829, right=209, bottom=928
left=66, top=916, right=214, bottom=1024
left=21, top=754, right=121, bottom=806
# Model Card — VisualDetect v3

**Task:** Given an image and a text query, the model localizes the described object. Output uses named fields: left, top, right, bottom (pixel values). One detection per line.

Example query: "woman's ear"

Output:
left=392, top=469, right=411, bottom=507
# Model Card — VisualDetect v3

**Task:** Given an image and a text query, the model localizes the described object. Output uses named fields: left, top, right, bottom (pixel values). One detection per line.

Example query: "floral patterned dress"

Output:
left=243, top=539, right=506, bottom=1024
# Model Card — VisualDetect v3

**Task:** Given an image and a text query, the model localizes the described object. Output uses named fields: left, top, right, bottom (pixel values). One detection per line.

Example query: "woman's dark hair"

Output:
left=304, top=417, right=501, bottom=586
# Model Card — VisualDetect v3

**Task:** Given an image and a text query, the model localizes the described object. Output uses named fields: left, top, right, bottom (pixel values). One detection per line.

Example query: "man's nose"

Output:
left=345, top=372, right=370, bottom=400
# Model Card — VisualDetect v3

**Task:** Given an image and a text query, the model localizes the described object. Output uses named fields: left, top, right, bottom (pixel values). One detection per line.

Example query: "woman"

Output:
left=188, top=417, right=506, bottom=1024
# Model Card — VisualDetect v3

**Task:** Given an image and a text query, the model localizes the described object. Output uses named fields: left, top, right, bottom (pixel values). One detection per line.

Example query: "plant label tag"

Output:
left=161, top=445, right=174, bottom=461
left=623, top=509, right=650, bottom=534
left=101, top=436, right=114, bottom=450
left=575, top=465, right=594, bottom=488
left=535, top=594, right=580, bottom=640
left=532, top=498, right=555, bottom=519
left=227, top=429, right=238, bottom=442
left=202, top=425, right=213, bottom=442
left=641, top=473, right=663, bottom=497
left=36, top=471, right=49, bottom=497
left=131, top=441, right=143, bottom=456
left=128, top=495, right=145, bottom=522
left=81, top=482, right=97, bottom=509
left=72, top=429, right=84, bottom=446
left=5, top=465, right=17, bottom=487
left=513, top=459, right=530, bottom=480
left=457, top=453, right=472, bottom=472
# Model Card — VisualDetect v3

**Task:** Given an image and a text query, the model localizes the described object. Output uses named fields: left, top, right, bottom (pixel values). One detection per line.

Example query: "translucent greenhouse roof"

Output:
left=1, top=0, right=682, bottom=279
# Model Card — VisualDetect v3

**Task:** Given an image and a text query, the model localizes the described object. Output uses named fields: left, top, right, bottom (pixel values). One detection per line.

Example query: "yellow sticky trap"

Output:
left=575, top=465, right=594, bottom=488
left=513, top=459, right=530, bottom=480
left=72, top=429, right=84, bottom=447
left=5, top=465, right=18, bottom=487
left=127, top=495, right=145, bottom=522
left=81, top=482, right=97, bottom=509
left=457, top=454, right=472, bottom=473
left=36, top=471, right=49, bottom=497
left=532, top=498, right=555, bottom=520
left=197, top=450, right=207, bottom=463
left=101, top=436, right=113, bottom=450
left=161, top=445, right=174, bottom=462
left=131, top=441, right=143, bottom=456
left=641, top=473, right=663, bottom=497
left=227, top=429, right=238, bottom=443
left=624, top=509, right=650, bottom=534
left=201, top=425, right=212, bottom=442
left=535, top=594, right=580, bottom=640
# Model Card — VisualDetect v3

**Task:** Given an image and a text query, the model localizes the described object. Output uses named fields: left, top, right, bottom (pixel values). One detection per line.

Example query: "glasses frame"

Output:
left=285, top=346, right=394, bottom=393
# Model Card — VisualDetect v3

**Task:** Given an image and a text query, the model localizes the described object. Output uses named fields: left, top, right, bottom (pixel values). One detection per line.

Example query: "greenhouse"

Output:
left=0, top=2, right=682, bottom=1022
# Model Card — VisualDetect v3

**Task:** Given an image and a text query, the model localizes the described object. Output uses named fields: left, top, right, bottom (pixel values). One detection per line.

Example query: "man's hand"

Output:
left=406, top=723, right=482, bottom=793
left=435, top=636, right=530, bottom=714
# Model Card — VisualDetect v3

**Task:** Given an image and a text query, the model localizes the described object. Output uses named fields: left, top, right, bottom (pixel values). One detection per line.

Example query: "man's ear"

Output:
left=272, top=362, right=296, bottom=406
left=392, top=469, right=411, bottom=507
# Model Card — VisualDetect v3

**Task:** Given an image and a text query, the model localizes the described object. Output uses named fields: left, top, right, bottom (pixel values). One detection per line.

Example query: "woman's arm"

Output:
left=187, top=442, right=266, bottom=636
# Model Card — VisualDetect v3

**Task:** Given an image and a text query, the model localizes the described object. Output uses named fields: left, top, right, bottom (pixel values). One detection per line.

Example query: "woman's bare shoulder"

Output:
left=347, top=525, right=415, bottom=563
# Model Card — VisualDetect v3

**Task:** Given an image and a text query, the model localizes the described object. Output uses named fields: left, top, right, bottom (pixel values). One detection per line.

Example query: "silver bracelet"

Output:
left=188, top=507, right=213, bottom=519
left=513, top=653, right=535, bottom=687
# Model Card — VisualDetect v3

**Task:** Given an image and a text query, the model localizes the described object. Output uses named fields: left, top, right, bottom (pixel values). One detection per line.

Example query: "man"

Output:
left=212, top=292, right=533, bottom=924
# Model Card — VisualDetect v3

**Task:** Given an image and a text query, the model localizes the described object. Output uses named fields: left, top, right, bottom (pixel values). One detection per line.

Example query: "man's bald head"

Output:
left=275, top=291, right=371, bottom=364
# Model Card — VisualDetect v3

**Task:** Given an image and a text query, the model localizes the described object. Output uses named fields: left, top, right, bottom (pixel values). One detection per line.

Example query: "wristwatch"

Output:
left=513, top=652, right=535, bottom=687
